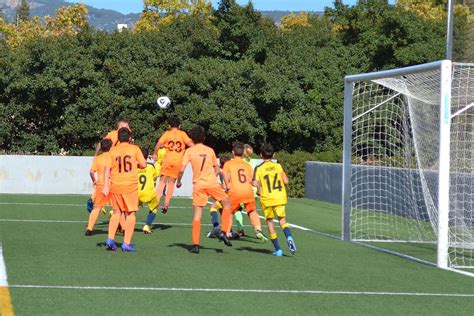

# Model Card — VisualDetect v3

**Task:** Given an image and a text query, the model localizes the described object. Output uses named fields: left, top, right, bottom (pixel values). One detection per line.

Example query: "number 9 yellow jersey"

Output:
left=138, top=163, right=159, bottom=201
left=253, top=161, right=287, bottom=207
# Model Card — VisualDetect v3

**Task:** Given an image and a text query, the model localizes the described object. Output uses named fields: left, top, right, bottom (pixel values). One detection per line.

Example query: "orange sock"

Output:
left=249, top=211, right=262, bottom=231
left=221, top=207, right=231, bottom=235
left=108, top=211, right=121, bottom=240
left=226, top=214, right=234, bottom=235
left=124, top=212, right=136, bottom=244
left=164, top=181, right=175, bottom=205
left=87, top=207, right=101, bottom=231
left=192, top=220, right=201, bottom=245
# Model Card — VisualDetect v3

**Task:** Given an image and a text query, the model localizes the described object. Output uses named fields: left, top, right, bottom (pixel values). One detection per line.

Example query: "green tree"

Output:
left=15, top=0, right=30, bottom=24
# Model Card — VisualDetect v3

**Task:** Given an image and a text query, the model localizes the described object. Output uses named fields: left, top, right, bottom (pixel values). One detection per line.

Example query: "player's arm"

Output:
left=94, top=142, right=101, bottom=156
left=176, top=151, right=190, bottom=188
left=102, top=166, right=111, bottom=196
left=185, top=141, right=194, bottom=148
left=89, top=170, right=96, bottom=185
left=152, top=141, right=164, bottom=160
left=281, top=168, right=289, bottom=185
left=137, top=149, right=147, bottom=169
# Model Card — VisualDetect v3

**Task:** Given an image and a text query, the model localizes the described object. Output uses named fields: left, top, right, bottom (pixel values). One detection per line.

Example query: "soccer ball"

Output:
left=157, top=96, right=171, bottom=109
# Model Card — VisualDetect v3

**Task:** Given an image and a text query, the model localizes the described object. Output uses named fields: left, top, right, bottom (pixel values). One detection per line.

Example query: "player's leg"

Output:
left=218, top=197, right=232, bottom=247
left=143, top=196, right=159, bottom=234
left=106, top=209, right=120, bottom=250
left=245, top=201, right=267, bottom=242
left=155, top=176, right=166, bottom=208
left=86, top=207, right=101, bottom=235
left=191, top=205, right=203, bottom=253
left=277, top=207, right=296, bottom=255
left=122, top=211, right=137, bottom=252
left=162, top=177, right=177, bottom=212
left=234, top=205, right=245, bottom=237
left=207, top=202, right=221, bottom=238
left=264, top=206, right=282, bottom=256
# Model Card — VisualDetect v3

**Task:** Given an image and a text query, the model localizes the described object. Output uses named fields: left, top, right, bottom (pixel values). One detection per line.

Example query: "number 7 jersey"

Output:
left=253, top=161, right=287, bottom=207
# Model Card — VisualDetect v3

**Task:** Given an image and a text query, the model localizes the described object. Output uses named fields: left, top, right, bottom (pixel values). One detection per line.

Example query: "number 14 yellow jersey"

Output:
left=253, top=161, right=287, bottom=207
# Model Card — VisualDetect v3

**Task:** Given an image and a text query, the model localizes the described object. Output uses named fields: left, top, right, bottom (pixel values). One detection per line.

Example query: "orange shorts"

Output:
left=110, top=190, right=139, bottom=212
left=193, top=185, right=227, bottom=207
left=160, top=160, right=181, bottom=178
left=93, top=185, right=110, bottom=208
left=230, top=195, right=256, bottom=214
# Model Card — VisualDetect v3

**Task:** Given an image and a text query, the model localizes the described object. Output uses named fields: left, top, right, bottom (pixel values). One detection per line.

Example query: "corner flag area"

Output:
left=0, top=195, right=473, bottom=315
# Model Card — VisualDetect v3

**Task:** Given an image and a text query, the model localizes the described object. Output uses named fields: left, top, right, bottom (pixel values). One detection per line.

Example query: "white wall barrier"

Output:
left=0, top=155, right=194, bottom=196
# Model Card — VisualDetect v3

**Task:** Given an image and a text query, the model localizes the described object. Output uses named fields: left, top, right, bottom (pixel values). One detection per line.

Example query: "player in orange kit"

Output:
left=177, top=125, right=232, bottom=254
left=85, top=138, right=113, bottom=236
left=222, top=142, right=268, bottom=242
left=153, top=115, right=194, bottom=214
left=95, top=118, right=130, bottom=154
left=102, top=127, right=147, bottom=252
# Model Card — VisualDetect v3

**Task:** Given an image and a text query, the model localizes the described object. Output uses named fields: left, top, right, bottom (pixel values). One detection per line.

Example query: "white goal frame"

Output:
left=341, top=60, right=473, bottom=276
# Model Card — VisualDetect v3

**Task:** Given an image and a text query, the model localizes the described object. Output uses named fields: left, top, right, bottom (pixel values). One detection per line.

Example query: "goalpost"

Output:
left=342, top=60, right=474, bottom=275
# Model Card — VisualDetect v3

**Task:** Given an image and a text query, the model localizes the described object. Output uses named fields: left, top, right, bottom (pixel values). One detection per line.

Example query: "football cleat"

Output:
left=190, top=245, right=200, bottom=254
left=206, top=225, right=220, bottom=238
left=86, top=198, right=94, bottom=213
left=85, top=229, right=93, bottom=236
left=273, top=249, right=283, bottom=257
left=143, top=224, right=152, bottom=234
left=121, top=243, right=137, bottom=252
left=237, top=230, right=245, bottom=237
left=218, top=232, right=232, bottom=247
left=105, top=238, right=118, bottom=251
left=287, top=236, right=296, bottom=255
left=256, top=230, right=268, bottom=242
left=161, top=203, right=169, bottom=214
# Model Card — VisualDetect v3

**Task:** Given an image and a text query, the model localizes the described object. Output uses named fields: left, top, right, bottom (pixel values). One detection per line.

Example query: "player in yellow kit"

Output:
left=138, top=148, right=161, bottom=234
left=253, top=144, right=296, bottom=257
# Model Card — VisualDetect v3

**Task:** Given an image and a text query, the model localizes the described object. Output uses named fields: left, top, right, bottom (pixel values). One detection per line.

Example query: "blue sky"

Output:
left=68, top=1, right=396, bottom=14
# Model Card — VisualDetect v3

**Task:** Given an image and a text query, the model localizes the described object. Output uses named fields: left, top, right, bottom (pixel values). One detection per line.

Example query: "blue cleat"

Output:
left=105, top=238, right=118, bottom=251
left=287, top=236, right=296, bottom=255
left=86, top=198, right=94, bottom=213
left=121, top=243, right=137, bottom=252
left=273, top=249, right=283, bottom=257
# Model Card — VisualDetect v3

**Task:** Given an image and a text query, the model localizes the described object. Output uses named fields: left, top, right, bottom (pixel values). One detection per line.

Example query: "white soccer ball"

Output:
left=157, top=96, right=171, bottom=109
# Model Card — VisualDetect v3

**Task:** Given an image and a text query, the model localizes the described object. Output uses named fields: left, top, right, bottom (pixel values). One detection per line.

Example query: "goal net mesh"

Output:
left=350, top=63, right=473, bottom=269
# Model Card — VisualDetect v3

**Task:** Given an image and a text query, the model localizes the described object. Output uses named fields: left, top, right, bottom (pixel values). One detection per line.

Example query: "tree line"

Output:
left=0, top=0, right=470, bottom=157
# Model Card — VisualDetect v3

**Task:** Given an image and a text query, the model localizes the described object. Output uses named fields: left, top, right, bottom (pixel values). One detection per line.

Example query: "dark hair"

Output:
left=189, top=125, right=206, bottom=144
left=118, top=127, right=131, bottom=142
left=260, top=143, right=274, bottom=159
left=233, top=142, right=245, bottom=157
left=100, top=138, right=113, bottom=152
left=167, top=115, right=180, bottom=128
left=141, top=147, right=149, bottom=159
left=219, top=155, right=231, bottom=169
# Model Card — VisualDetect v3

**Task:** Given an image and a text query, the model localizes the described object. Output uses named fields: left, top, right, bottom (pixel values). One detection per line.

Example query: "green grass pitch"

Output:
left=0, top=195, right=473, bottom=315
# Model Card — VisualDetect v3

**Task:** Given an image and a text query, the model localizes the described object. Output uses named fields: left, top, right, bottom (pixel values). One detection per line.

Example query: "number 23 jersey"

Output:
left=253, top=161, right=287, bottom=207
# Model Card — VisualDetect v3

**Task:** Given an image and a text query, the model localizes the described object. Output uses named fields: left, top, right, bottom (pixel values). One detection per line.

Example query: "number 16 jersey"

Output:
left=107, top=142, right=146, bottom=194
left=253, top=161, right=287, bottom=207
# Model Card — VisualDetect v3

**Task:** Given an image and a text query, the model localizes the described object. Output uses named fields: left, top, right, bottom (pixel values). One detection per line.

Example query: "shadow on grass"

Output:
left=235, top=246, right=275, bottom=255
left=151, top=224, right=172, bottom=231
left=167, top=242, right=225, bottom=254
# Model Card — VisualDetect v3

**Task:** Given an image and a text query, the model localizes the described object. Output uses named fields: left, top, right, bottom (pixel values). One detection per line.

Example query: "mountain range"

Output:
left=0, top=0, right=318, bottom=32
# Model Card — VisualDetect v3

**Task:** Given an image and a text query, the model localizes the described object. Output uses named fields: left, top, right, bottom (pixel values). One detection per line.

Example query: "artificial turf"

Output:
left=0, top=195, right=473, bottom=315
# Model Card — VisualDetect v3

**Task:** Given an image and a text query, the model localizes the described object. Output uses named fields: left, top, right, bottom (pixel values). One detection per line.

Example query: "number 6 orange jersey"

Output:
left=222, top=157, right=254, bottom=203
left=107, top=142, right=147, bottom=194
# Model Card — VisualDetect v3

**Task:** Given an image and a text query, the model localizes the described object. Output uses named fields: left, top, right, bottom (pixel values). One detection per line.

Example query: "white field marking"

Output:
left=0, top=243, right=8, bottom=287
left=7, top=284, right=474, bottom=298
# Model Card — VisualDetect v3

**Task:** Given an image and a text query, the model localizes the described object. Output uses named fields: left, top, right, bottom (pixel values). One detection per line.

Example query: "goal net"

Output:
left=342, top=60, right=474, bottom=273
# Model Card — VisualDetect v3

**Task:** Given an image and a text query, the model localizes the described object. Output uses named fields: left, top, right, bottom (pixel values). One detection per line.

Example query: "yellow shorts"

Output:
left=261, top=204, right=286, bottom=220
left=139, top=192, right=159, bottom=212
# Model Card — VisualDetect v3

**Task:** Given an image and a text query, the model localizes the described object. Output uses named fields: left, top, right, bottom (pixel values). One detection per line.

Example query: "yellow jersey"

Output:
left=138, top=162, right=159, bottom=200
left=155, top=148, right=166, bottom=176
left=253, top=161, right=287, bottom=207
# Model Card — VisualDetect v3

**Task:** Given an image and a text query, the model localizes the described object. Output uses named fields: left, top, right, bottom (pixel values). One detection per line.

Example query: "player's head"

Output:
left=116, top=118, right=130, bottom=130
left=100, top=138, right=112, bottom=152
left=232, top=142, right=245, bottom=157
left=244, top=144, right=253, bottom=158
left=167, top=115, right=180, bottom=128
left=141, top=147, right=149, bottom=159
left=118, top=127, right=131, bottom=143
left=189, top=125, right=206, bottom=144
left=260, top=143, right=274, bottom=160
left=219, top=155, right=230, bottom=169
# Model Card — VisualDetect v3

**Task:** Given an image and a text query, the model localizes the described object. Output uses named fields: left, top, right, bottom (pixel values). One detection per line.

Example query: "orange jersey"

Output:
left=90, top=152, right=111, bottom=186
left=106, top=142, right=146, bottom=194
left=222, top=157, right=254, bottom=202
left=159, top=128, right=192, bottom=164
left=182, top=144, right=219, bottom=188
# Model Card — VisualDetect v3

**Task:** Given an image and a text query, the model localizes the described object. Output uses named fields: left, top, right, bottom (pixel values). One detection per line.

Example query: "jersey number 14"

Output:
left=263, top=173, right=282, bottom=193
